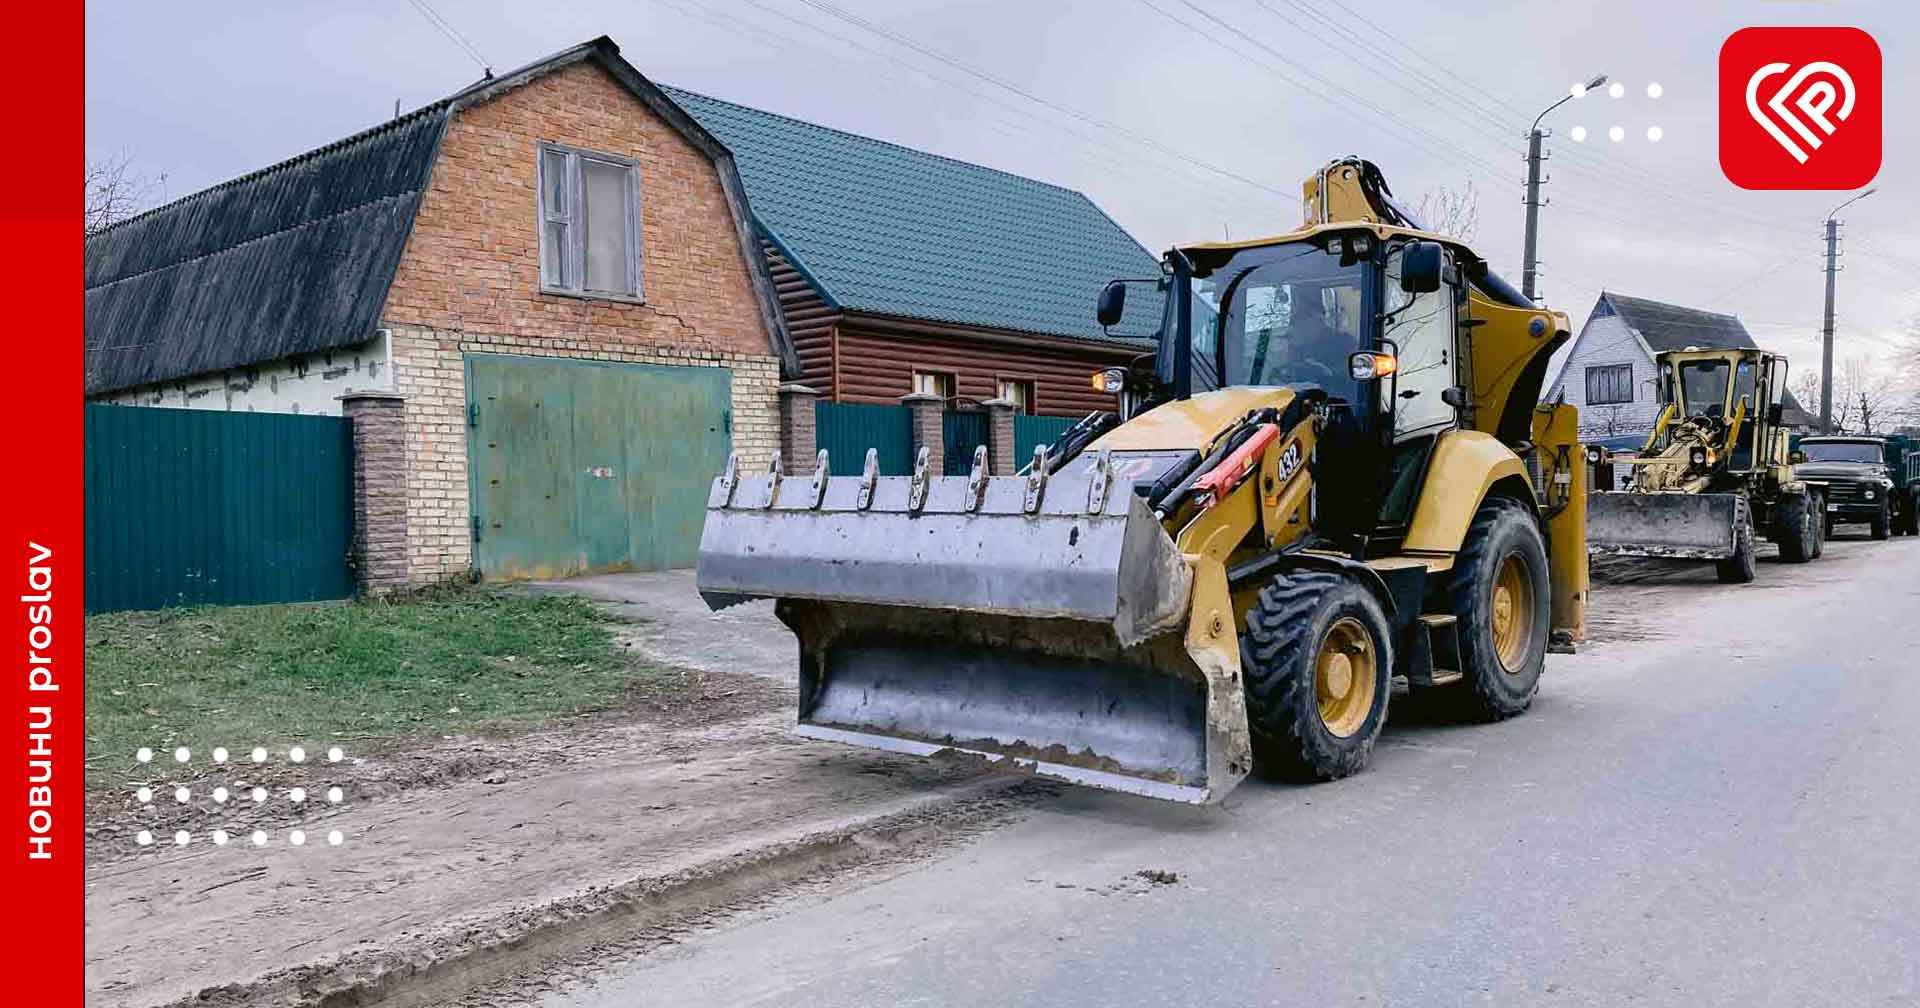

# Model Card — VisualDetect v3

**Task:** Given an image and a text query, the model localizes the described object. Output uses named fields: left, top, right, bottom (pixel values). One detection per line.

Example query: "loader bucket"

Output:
left=1587, top=491, right=1740, bottom=560
left=696, top=448, right=1252, bottom=804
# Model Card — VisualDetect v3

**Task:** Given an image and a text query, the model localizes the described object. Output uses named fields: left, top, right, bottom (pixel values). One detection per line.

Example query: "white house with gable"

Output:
left=1546, top=291, right=1814, bottom=444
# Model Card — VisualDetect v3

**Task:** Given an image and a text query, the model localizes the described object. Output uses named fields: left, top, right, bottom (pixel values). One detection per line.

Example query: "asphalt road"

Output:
left=544, top=535, right=1920, bottom=1008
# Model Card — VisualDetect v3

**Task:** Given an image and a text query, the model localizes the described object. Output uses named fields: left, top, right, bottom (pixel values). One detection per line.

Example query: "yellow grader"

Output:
left=1587, top=346, right=1822, bottom=582
left=698, top=158, right=1589, bottom=803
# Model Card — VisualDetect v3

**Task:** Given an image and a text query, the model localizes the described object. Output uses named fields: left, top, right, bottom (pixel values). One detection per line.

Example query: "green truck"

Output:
left=1791, top=432, right=1920, bottom=538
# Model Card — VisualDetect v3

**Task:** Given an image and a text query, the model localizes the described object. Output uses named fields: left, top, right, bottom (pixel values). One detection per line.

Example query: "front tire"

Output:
left=1240, top=571, right=1394, bottom=782
left=1870, top=500, right=1891, bottom=540
left=1716, top=498, right=1757, bottom=583
left=1449, top=497, right=1551, bottom=720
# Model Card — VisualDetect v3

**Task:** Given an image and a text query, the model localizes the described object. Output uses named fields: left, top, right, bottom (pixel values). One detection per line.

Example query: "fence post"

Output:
left=982, top=399, right=1017, bottom=475
left=339, top=392, right=411, bottom=595
left=901, top=392, right=945, bottom=475
left=778, top=383, right=821, bottom=474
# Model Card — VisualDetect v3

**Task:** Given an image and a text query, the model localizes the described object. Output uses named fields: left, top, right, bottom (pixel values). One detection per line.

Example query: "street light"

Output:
left=1819, top=187, right=1877, bottom=433
left=1522, top=74, right=1608, bottom=302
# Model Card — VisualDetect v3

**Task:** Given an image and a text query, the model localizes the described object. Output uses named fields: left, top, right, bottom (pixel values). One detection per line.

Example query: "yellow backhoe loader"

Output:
left=697, top=158, right=1588, bottom=804
left=1586, top=346, right=1821, bottom=582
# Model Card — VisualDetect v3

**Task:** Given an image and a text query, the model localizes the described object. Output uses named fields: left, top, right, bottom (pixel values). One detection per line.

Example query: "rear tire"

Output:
left=1716, top=498, right=1757, bottom=583
left=1900, top=495, right=1920, bottom=536
left=1776, top=490, right=1815, bottom=563
left=1870, top=501, right=1891, bottom=540
left=1240, top=571, right=1393, bottom=782
left=1448, top=497, right=1551, bottom=720
left=1810, top=490, right=1826, bottom=558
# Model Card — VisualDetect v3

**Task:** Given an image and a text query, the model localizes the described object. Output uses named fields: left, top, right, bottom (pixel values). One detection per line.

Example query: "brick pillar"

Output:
left=778, top=383, right=821, bottom=474
left=982, top=398, right=1017, bottom=475
left=901, top=392, right=945, bottom=475
left=339, top=392, right=410, bottom=595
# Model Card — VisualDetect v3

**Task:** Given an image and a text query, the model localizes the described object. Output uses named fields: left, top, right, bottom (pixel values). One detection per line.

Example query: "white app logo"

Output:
left=1745, top=61, right=1857, bottom=163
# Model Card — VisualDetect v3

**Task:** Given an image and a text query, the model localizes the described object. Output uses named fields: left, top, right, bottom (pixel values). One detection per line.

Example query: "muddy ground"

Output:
left=85, top=552, right=1835, bottom=1007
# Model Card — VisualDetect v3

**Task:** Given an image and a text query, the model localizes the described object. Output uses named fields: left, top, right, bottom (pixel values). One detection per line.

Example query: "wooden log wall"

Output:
left=761, top=240, right=1149, bottom=416
left=762, top=240, right=839, bottom=392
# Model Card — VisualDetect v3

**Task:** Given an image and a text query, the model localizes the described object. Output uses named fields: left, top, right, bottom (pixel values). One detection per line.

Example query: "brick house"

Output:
left=1547, top=291, right=1814, bottom=444
left=84, top=38, right=796, bottom=587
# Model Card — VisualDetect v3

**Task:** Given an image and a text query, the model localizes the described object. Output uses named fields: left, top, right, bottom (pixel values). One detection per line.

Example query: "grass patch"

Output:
left=85, top=586, right=680, bottom=786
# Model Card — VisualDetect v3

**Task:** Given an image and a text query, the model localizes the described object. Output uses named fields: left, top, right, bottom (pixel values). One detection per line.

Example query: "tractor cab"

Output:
left=1649, top=347, right=1791, bottom=477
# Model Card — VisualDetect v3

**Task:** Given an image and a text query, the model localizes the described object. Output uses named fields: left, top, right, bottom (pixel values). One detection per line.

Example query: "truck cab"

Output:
left=1796, top=435, right=1901, bottom=539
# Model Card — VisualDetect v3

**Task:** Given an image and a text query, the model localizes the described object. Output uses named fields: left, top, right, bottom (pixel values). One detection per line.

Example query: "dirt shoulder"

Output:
left=84, top=574, right=1022, bottom=1008
left=84, top=661, right=1022, bottom=1008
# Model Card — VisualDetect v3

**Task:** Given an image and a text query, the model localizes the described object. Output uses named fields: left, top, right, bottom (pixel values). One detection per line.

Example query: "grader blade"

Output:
left=696, top=448, right=1251, bottom=804
left=1587, top=491, right=1740, bottom=560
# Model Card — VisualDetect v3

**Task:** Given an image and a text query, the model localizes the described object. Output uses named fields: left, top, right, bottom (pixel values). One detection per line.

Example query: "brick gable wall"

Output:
left=382, top=60, right=780, bottom=582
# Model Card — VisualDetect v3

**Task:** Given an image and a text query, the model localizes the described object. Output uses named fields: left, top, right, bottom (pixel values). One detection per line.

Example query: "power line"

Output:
left=1281, top=0, right=1809, bottom=241
left=786, top=0, right=1297, bottom=199
left=724, top=0, right=1263, bottom=222
left=1141, top=0, right=1516, bottom=184
left=407, top=0, right=491, bottom=76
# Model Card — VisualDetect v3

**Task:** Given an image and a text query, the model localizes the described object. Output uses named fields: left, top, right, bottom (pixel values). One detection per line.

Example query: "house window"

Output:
left=538, top=142, right=643, bottom=299
left=997, top=378, right=1036, bottom=414
left=913, top=371, right=956, bottom=400
left=1585, top=364, right=1634, bottom=405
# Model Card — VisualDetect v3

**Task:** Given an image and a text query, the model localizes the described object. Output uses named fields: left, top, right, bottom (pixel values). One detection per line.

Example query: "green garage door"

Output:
left=466, top=354, right=731, bottom=578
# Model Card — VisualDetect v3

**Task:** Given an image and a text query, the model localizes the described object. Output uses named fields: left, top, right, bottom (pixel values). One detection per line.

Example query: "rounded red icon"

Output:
left=1720, top=26, right=1880, bottom=190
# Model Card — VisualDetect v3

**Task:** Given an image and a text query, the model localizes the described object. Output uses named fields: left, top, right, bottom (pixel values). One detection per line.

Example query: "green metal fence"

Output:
left=815, top=401, right=913, bottom=475
left=1015, top=414, right=1081, bottom=466
left=942, top=410, right=990, bottom=475
left=85, top=405, right=355, bottom=614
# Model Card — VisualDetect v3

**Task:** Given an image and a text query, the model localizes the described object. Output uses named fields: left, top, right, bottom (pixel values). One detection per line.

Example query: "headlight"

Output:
left=1585, top=447, right=1603, bottom=465
left=1090, top=367, right=1128, bottom=394
left=1689, top=447, right=1708, bottom=467
left=1347, top=351, right=1398, bottom=381
left=1865, top=488, right=1877, bottom=500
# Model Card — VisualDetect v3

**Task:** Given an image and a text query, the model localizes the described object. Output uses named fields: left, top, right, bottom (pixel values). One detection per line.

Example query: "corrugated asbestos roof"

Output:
left=1597, top=291, right=1758, bottom=353
left=662, top=86, right=1161, bottom=344
left=85, top=106, right=449, bottom=394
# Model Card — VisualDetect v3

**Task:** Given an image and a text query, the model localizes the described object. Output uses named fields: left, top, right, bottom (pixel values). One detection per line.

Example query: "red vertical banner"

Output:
left=1, top=2, right=84, bottom=1002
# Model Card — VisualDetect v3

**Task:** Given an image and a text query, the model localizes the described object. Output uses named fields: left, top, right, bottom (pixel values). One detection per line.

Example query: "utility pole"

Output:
left=1522, top=128, right=1545, bottom=303
left=1821, top=218, right=1838, bottom=434
left=1820, top=189, right=1877, bottom=435
left=1523, top=74, right=1607, bottom=304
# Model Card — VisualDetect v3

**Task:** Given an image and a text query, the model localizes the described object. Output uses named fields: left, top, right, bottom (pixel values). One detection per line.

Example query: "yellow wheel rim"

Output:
left=1491, top=552, right=1535, bottom=672
left=1315, top=616, right=1378, bottom=738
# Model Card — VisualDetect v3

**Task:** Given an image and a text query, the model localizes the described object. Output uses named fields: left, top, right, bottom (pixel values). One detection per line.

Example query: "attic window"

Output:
left=538, top=143, right=643, bottom=300
left=1585, top=364, right=1634, bottom=405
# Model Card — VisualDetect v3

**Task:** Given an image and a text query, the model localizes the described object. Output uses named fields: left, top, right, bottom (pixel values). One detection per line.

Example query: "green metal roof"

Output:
left=663, top=86, right=1159, bottom=344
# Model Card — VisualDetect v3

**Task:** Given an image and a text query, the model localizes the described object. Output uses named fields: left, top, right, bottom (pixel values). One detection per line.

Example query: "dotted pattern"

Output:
left=1568, top=79, right=1663, bottom=145
left=130, top=744, right=351, bottom=851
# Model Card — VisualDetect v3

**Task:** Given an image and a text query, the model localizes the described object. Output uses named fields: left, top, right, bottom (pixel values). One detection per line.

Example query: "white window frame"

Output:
left=536, top=141, right=645, bottom=302
left=996, top=377, right=1036, bottom=414
left=913, top=371, right=956, bottom=400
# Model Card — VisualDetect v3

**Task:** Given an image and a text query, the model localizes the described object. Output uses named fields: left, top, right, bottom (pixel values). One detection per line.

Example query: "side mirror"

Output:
left=1096, top=281, right=1127, bottom=327
left=1790, top=450, right=1808, bottom=465
left=1441, top=386, right=1469, bottom=408
left=1400, top=241, right=1444, bottom=294
left=1767, top=403, right=1785, bottom=425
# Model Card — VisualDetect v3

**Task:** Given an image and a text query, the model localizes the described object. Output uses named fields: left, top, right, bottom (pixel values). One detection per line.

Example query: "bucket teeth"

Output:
left=695, top=449, right=1246, bottom=803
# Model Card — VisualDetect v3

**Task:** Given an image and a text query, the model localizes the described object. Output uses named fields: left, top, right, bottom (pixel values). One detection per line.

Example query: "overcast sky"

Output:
left=86, top=0, right=1917, bottom=390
